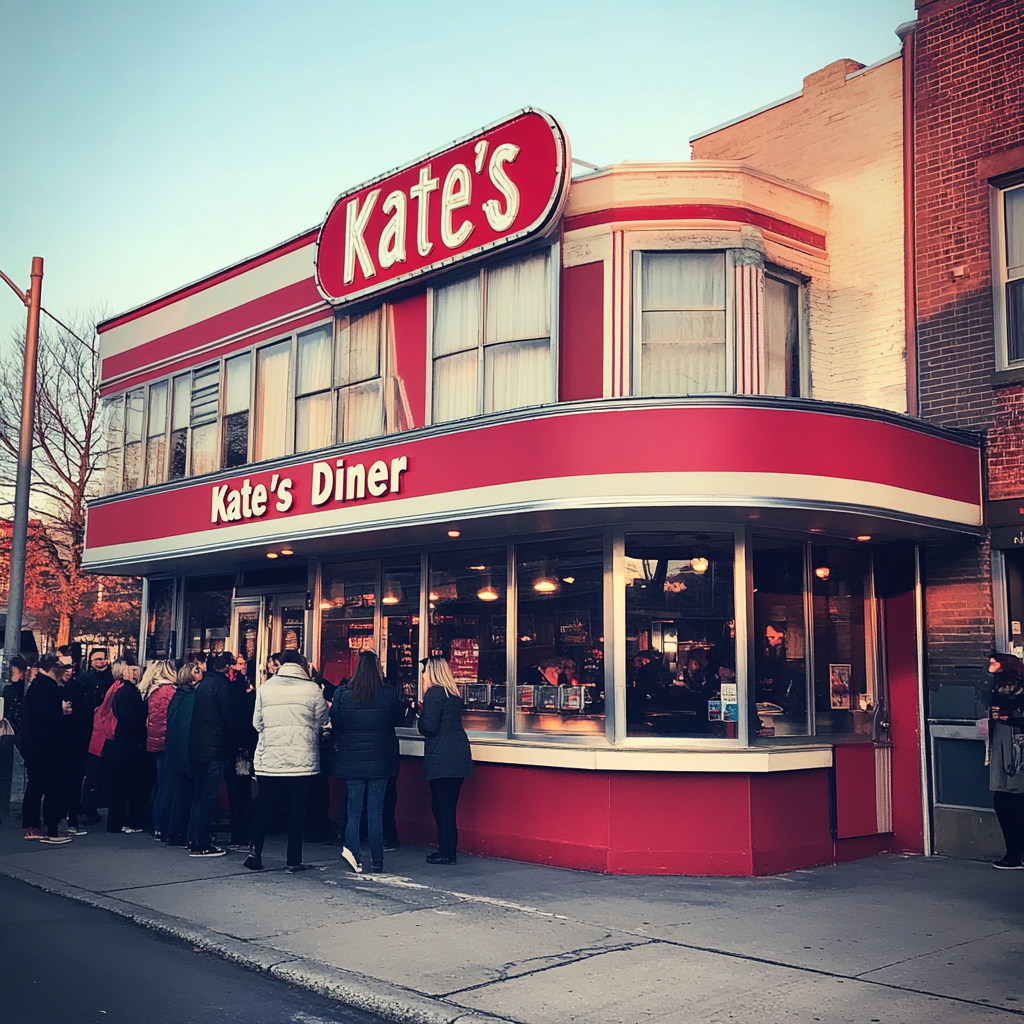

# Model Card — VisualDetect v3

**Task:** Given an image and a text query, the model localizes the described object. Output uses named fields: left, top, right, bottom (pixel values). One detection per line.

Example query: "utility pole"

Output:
left=0, top=257, right=43, bottom=675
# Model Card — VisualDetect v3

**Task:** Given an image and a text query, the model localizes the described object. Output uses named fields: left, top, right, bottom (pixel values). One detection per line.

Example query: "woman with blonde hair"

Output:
left=144, top=660, right=179, bottom=840
left=418, top=656, right=473, bottom=865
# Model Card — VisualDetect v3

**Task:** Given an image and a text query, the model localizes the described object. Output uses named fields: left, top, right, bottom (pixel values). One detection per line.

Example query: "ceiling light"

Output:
left=319, top=600, right=333, bottom=610
left=469, top=564, right=486, bottom=571
left=447, top=529, right=461, bottom=538
left=477, top=585, right=500, bottom=602
left=533, top=577, right=559, bottom=593
left=382, top=578, right=402, bottom=605
left=856, top=535, right=871, bottom=542
left=814, top=566, right=831, bottom=580
left=690, top=557, right=709, bottom=575
left=280, top=547, right=294, bottom=556
left=562, top=576, right=575, bottom=584
left=266, top=552, right=279, bottom=559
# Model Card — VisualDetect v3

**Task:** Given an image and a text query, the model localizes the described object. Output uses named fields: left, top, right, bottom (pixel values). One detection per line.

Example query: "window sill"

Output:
left=398, top=735, right=833, bottom=772
left=991, top=367, right=1024, bottom=387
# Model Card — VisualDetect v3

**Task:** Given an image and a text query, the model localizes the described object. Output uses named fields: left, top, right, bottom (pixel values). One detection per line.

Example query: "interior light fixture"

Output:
left=447, top=529, right=461, bottom=538
left=533, top=577, right=559, bottom=593
left=266, top=552, right=279, bottom=559
left=814, top=566, right=831, bottom=581
left=477, top=584, right=500, bottom=602
left=855, top=535, right=872, bottom=542
left=469, top=564, right=487, bottom=571
left=690, top=556, right=710, bottom=575
left=280, top=548, right=294, bottom=556
left=382, top=577, right=402, bottom=605
left=319, top=600, right=333, bottom=610
left=428, top=591, right=439, bottom=601
left=562, top=576, right=575, bottom=584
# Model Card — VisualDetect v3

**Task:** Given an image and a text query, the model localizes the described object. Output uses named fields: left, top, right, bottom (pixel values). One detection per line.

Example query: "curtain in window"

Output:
left=255, top=341, right=291, bottom=461
left=145, top=381, right=167, bottom=486
left=337, top=310, right=380, bottom=385
left=763, top=276, right=799, bottom=397
left=101, top=396, right=124, bottom=496
left=433, top=350, right=477, bottom=423
left=641, top=252, right=726, bottom=396
left=433, top=276, right=480, bottom=356
left=296, top=392, right=333, bottom=452
left=225, top=354, right=251, bottom=414
left=298, top=326, right=332, bottom=394
left=339, top=381, right=382, bottom=442
left=486, top=252, right=550, bottom=344
left=485, top=338, right=552, bottom=413
left=190, top=422, right=219, bottom=476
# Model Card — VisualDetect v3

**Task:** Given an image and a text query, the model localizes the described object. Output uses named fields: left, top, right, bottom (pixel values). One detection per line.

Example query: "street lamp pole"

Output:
left=0, top=257, right=43, bottom=673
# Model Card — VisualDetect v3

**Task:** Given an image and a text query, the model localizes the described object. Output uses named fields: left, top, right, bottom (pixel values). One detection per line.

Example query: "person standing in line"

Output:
left=987, top=653, right=1024, bottom=869
left=245, top=650, right=329, bottom=872
left=224, top=656, right=257, bottom=848
left=162, top=663, right=198, bottom=847
left=56, top=647, right=91, bottom=836
left=142, top=660, right=178, bottom=840
left=0, top=656, right=29, bottom=827
left=330, top=651, right=404, bottom=874
left=79, top=648, right=115, bottom=825
left=186, top=651, right=243, bottom=858
left=21, top=652, right=73, bottom=844
left=418, top=656, right=474, bottom=865
left=105, top=659, right=148, bottom=834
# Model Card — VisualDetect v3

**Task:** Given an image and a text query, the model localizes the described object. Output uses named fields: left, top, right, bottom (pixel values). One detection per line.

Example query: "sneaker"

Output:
left=151, top=831, right=163, bottom=841
left=340, top=846, right=363, bottom=873
left=23, top=827, right=45, bottom=840
left=383, top=844, right=398, bottom=852
left=189, top=845, right=227, bottom=858
left=425, top=852, right=456, bottom=865
left=40, top=834, right=73, bottom=845
left=242, top=854, right=263, bottom=871
left=992, top=856, right=1024, bottom=870
left=66, top=826, right=89, bottom=837
left=121, top=826, right=144, bottom=834
left=285, top=864, right=307, bottom=874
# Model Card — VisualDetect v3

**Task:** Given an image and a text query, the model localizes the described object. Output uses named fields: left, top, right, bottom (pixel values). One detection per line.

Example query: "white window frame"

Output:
left=993, top=178, right=1024, bottom=370
left=763, top=264, right=809, bottom=399
left=425, top=243, right=560, bottom=426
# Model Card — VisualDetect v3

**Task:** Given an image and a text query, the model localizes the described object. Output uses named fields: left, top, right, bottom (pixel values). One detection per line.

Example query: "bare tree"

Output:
left=0, top=312, right=139, bottom=647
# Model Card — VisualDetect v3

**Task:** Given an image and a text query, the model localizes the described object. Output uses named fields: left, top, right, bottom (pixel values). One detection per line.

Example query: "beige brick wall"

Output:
left=692, top=58, right=907, bottom=413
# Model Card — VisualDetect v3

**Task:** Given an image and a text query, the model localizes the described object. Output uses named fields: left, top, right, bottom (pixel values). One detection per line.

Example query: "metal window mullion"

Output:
left=865, top=553, right=880, bottom=711
left=373, top=557, right=383, bottom=663
left=725, top=249, right=736, bottom=395
left=506, top=542, right=516, bottom=739
left=549, top=241, right=560, bottom=404
left=606, top=528, right=625, bottom=745
left=804, top=540, right=816, bottom=737
left=425, top=288, right=435, bottom=427
left=478, top=268, right=486, bottom=415
left=734, top=526, right=752, bottom=747
left=418, top=552, right=429, bottom=704
left=632, top=250, right=643, bottom=397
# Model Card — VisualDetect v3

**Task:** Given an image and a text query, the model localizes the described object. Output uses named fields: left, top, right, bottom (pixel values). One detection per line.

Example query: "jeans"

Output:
left=167, top=769, right=194, bottom=844
left=152, top=753, right=174, bottom=835
left=429, top=777, right=465, bottom=859
left=187, top=760, right=225, bottom=849
left=344, top=778, right=386, bottom=868
left=251, top=775, right=310, bottom=866
left=22, top=756, right=64, bottom=836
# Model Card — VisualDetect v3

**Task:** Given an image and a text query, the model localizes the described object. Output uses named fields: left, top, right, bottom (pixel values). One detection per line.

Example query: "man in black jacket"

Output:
left=186, top=651, right=242, bottom=857
left=56, top=647, right=92, bottom=835
left=79, top=648, right=115, bottom=824
left=21, top=652, right=73, bottom=844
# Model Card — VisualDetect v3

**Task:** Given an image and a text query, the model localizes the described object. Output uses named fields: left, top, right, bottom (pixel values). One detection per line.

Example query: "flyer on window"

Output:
left=829, top=663, right=852, bottom=709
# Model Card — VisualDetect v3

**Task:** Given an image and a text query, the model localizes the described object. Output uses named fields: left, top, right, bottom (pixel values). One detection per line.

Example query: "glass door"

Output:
left=232, top=600, right=264, bottom=685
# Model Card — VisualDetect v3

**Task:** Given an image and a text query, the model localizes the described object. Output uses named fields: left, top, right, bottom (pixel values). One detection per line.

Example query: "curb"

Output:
left=0, top=862, right=505, bottom=1024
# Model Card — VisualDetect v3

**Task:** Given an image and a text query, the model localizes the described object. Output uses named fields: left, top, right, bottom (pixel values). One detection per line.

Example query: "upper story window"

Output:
left=764, top=268, right=803, bottom=397
left=998, top=182, right=1024, bottom=364
left=635, top=252, right=727, bottom=396
left=432, top=249, right=554, bottom=423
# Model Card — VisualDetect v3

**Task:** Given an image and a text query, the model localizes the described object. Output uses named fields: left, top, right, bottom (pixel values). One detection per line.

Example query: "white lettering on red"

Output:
left=378, top=190, right=407, bottom=270
left=483, top=144, right=520, bottom=232
left=275, top=478, right=293, bottom=512
left=409, top=165, right=439, bottom=258
left=211, top=485, right=229, bottom=524
left=441, top=164, right=473, bottom=249
left=343, top=188, right=380, bottom=285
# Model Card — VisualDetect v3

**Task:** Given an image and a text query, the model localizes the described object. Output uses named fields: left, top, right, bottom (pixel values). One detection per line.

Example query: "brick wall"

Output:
left=692, top=58, right=907, bottom=413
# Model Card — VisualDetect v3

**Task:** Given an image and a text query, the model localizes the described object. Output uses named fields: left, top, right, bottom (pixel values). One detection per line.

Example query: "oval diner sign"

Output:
left=315, top=108, right=569, bottom=306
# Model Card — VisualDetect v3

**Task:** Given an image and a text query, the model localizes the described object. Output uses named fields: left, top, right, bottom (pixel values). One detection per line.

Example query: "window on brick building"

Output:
left=997, top=181, right=1024, bottom=365
left=764, top=269, right=804, bottom=397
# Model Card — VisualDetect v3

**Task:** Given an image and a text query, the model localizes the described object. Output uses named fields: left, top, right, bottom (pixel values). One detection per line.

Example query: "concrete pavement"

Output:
left=0, top=817, right=1021, bottom=1023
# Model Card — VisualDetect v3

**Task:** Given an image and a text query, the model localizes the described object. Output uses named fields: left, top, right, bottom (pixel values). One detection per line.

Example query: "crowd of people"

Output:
left=0, top=645, right=474, bottom=872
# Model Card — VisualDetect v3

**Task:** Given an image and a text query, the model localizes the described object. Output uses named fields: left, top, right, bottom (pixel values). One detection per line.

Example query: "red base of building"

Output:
left=364, top=758, right=894, bottom=876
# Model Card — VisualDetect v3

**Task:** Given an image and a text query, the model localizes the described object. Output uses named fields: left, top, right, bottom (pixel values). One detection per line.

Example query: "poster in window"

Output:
left=281, top=610, right=304, bottom=652
left=829, top=663, right=852, bottom=709
left=237, top=612, right=259, bottom=661
left=450, top=637, right=479, bottom=684
left=558, top=611, right=590, bottom=645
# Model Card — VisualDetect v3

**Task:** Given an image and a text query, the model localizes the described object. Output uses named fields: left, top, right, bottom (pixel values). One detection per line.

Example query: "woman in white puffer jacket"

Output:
left=244, top=651, right=329, bottom=873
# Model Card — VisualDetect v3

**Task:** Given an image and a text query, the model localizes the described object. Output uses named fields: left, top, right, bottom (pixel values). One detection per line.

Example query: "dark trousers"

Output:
left=62, top=749, right=87, bottom=827
left=429, top=777, right=464, bottom=859
left=81, top=753, right=110, bottom=815
left=107, top=754, right=148, bottom=832
left=167, top=769, right=194, bottom=844
left=0, top=733, right=14, bottom=819
left=344, top=778, right=386, bottom=868
left=187, top=760, right=225, bottom=849
left=23, top=756, right=64, bottom=836
left=251, top=775, right=310, bottom=866
left=994, top=790, right=1024, bottom=860
left=152, top=753, right=174, bottom=836
left=224, top=761, right=252, bottom=844
left=304, top=770, right=331, bottom=840
left=383, top=775, right=400, bottom=847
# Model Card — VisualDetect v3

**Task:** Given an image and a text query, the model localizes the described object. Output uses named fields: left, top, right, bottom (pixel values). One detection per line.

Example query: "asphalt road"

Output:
left=0, top=874, right=382, bottom=1024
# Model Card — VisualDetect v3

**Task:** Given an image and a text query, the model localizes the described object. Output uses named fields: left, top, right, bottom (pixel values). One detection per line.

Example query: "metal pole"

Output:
left=3, top=257, right=43, bottom=672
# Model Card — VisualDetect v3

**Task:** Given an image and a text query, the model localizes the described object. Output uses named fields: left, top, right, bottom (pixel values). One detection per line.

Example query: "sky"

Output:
left=0, top=0, right=915, bottom=344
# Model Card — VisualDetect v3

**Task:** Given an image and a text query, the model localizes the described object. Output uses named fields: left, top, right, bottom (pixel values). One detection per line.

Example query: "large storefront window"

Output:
left=427, top=548, right=507, bottom=732
left=381, top=557, right=420, bottom=706
left=320, top=560, right=376, bottom=688
left=184, top=575, right=234, bottom=657
left=145, top=576, right=176, bottom=659
left=515, top=537, right=604, bottom=735
left=625, top=533, right=735, bottom=738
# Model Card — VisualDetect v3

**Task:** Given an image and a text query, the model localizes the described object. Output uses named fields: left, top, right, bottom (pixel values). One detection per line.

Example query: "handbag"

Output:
left=235, top=747, right=254, bottom=778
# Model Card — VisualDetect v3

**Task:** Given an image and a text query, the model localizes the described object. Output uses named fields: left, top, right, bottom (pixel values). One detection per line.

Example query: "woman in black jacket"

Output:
left=418, top=656, right=473, bottom=865
left=330, top=652, right=403, bottom=873
left=106, top=659, right=148, bottom=834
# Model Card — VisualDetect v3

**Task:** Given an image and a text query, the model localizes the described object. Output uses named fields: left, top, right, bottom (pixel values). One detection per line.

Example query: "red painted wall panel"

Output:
left=559, top=262, right=604, bottom=402
left=389, top=291, right=427, bottom=430
left=834, top=743, right=878, bottom=839
left=749, top=770, right=834, bottom=874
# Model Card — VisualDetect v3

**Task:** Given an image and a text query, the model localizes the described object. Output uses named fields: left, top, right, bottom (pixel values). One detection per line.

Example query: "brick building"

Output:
left=906, top=0, right=1024, bottom=858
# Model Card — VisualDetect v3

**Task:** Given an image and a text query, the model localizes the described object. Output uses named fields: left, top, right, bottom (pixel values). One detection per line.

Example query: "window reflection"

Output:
left=320, top=560, right=376, bottom=688
left=625, top=533, right=735, bottom=738
left=515, top=537, right=604, bottom=735
left=381, top=557, right=420, bottom=707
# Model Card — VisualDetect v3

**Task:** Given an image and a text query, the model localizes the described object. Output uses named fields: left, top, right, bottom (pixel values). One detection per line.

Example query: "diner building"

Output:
left=85, top=57, right=983, bottom=874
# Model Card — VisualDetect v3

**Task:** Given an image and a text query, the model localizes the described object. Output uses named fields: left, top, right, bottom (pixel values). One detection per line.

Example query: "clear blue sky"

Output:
left=0, top=0, right=914, bottom=343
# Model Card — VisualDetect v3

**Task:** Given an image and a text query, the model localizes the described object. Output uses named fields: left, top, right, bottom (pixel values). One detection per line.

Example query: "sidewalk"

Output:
left=0, top=817, right=1021, bottom=1024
